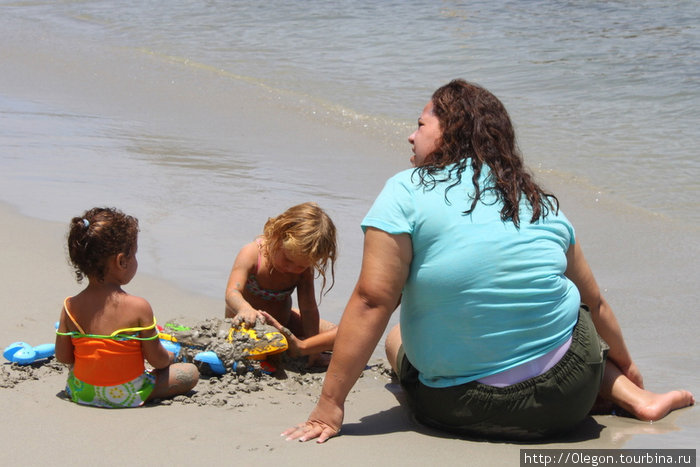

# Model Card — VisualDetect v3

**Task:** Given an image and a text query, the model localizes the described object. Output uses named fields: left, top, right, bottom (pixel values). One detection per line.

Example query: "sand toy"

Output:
left=158, top=319, right=288, bottom=375
left=3, top=342, right=55, bottom=365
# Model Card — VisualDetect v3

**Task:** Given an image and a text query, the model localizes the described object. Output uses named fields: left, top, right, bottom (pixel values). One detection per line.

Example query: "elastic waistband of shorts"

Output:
left=466, top=306, right=605, bottom=397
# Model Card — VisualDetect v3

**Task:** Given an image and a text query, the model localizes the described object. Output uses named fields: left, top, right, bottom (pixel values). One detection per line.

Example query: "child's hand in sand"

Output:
left=232, top=308, right=262, bottom=328
left=260, top=311, right=302, bottom=356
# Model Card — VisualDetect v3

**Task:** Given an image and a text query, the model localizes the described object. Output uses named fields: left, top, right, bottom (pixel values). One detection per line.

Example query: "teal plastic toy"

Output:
left=3, top=342, right=55, bottom=365
left=193, top=351, right=227, bottom=374
left=159, top=338, right=181, bottom=357
left=190, top=351, right=275, bottom=375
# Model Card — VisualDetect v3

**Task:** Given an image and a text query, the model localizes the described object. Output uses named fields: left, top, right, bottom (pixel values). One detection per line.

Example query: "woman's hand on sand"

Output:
left=260, top=311, right=302, bottom=357
left=282, top=396, right=343, bottom=443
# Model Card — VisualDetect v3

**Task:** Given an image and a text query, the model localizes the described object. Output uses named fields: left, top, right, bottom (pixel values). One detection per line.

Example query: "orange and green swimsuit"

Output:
left=56, top=297, right=158, bottom=408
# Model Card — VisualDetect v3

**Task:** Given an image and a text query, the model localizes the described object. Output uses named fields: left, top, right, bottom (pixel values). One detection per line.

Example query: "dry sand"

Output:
left=1, top=194, right=698, bottom=466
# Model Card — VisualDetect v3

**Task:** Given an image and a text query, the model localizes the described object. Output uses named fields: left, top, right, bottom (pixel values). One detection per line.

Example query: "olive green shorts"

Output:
left=396, top=306, right=608, bottom=440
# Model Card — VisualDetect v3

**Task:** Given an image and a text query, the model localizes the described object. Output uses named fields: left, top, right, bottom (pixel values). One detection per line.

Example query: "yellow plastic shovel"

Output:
left=227, top=325, right=288, bottom=360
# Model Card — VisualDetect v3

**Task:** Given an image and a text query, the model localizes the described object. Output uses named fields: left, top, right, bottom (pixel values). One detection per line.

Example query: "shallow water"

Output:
left=5, top=0, right=698, bottom=217
left=0, top=0, right=698, bottom=303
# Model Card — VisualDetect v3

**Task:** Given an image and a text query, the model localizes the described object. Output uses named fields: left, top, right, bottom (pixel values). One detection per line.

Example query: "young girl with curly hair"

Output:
left=55, top=207, right=198, bottom=408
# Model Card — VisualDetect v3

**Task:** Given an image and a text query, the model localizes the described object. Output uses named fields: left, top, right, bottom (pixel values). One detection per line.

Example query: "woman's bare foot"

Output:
left=601, top=361, right=695, bottom=422
left=629, top=390, right=695, bottom=422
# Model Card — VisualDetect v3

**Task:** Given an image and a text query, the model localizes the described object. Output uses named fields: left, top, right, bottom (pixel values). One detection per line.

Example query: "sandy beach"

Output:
left=1, top=3, right=698, bottom=464
left=1, top=196, right=697, bottom=466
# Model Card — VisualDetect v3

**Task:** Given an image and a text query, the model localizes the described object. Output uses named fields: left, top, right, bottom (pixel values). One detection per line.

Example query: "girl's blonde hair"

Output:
left=262, top=202, right=337, bottom=295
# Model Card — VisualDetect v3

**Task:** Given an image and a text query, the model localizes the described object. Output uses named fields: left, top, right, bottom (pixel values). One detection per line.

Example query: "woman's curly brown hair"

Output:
left=415, top=79, right=558, bottom=228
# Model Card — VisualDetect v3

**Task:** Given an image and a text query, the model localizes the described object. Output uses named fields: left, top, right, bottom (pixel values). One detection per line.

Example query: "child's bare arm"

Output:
left=141, top=339, right=173, bottom=370
left=296, top=269, right=320, bottom=339
left=294, top=270, right=331, bottom=365
left=131, top=297, right=172, bottom=369
left=261, top=311, right=336, bottom=357
left=225, top=288, right=259, bottom=325
left=55, top=306, right=75, bottom=364
left=224, top=243, right=262, bottom=326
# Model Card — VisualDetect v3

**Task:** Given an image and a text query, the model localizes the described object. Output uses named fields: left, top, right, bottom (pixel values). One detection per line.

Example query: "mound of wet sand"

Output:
left=1, top=317, right=394, bottom=408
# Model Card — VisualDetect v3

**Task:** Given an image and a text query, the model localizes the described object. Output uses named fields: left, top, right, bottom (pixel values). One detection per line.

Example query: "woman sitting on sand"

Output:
left=283, top=80, right=694, bottom=442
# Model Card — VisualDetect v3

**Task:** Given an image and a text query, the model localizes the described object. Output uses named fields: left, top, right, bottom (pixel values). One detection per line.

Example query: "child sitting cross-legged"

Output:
left=55, top=207, right=199, bottom=408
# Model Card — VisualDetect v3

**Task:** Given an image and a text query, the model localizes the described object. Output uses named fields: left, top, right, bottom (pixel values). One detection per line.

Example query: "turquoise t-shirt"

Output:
left=362, top=166, right=580, bottom=388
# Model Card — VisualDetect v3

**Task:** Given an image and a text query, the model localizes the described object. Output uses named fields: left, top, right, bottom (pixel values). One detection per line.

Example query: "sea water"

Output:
left=0, top=0, right=698, bottom=307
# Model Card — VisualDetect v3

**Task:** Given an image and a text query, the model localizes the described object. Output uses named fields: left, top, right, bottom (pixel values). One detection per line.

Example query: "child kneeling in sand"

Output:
left=55, top=207, right=199, bottom=408
left=225, top=202, right=338, bottom=366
